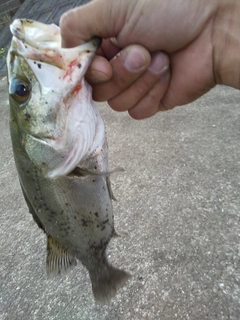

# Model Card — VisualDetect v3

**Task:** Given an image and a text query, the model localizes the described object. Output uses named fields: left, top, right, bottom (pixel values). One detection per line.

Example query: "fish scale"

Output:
left=7, top=19, right=130, bottom=303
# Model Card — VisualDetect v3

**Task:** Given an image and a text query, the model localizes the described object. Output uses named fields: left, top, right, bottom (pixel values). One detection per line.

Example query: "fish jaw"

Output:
left=8, top=19, right=101, bottom=93
left=8, top=19, right=104, bottom=178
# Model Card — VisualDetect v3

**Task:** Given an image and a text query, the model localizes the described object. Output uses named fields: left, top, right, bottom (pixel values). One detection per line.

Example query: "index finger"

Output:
left=60, top=0, right=122, bottom=48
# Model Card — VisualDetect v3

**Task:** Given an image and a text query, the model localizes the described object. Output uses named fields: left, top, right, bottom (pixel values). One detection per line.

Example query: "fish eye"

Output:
left=10, top=78, right=31, bottom=105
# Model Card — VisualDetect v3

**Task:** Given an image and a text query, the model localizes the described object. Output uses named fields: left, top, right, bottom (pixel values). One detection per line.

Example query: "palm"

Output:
left=163, top=28, right=215, bottom=109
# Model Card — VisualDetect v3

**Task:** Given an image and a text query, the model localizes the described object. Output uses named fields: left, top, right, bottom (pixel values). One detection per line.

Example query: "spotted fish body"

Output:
left=7, top=19, right=130, bottom=303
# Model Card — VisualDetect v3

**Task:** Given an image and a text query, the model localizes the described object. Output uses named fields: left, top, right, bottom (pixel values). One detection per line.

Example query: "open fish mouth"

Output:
left=9, top=19, right=101, bottom=70
left=7, top=19, right=102, bottom=95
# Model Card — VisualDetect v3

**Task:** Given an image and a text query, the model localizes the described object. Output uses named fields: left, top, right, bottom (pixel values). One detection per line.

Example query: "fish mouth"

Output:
left=10, top=19, right=102, bottom=50
left=8, top=19, right=102, bottom=79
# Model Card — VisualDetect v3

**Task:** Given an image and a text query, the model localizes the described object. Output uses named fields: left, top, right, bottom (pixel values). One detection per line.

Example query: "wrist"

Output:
left=212, top=0, right=240, bottom=89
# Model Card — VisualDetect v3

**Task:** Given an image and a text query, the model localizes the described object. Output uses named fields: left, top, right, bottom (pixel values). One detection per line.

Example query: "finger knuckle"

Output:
left=59, top=12, right=69, bottom=29
left=158, top=102, right=173, bottom=112
left=144, top=90, right=159, bottom=104
left=108, top=98, right=122, bottom=111
left=134, top=78, right=151, bottom=96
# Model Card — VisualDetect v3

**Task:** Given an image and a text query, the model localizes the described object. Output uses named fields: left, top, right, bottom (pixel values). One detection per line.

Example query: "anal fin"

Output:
left=46, top=236, right=77, bottom=274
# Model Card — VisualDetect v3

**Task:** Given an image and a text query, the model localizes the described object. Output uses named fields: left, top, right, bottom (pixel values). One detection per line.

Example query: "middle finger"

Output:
left=109, top=52, right=169, bottom=112
left=91, top=45, right=151, bottom=101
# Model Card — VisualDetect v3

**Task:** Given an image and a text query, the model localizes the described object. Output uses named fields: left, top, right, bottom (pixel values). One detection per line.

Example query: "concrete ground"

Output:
left=0, top=75, right=239, bottom=320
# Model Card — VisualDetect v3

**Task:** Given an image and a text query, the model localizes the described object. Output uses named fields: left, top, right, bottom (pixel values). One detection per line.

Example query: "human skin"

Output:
left=60, top=0, right=240, bottom=119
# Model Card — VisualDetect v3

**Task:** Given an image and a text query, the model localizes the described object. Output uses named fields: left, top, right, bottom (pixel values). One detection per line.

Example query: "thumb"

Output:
left=60, top=0, right=122, bottom=48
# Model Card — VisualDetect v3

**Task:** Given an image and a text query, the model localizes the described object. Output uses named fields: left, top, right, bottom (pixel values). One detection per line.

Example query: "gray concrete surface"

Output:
left=0, top=74, right=240, bottom=319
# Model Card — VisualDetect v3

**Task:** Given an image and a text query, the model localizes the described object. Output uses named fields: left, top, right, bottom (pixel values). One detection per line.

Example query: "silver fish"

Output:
left=7, top=19, right=130, bottom=303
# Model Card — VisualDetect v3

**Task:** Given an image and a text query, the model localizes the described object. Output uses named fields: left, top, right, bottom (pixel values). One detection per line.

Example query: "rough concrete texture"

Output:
left=0, top=75, right=240, bottom=319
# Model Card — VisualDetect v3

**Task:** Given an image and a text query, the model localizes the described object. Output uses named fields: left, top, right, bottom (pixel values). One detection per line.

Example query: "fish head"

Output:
left=7, top=19, right=102, bottom=178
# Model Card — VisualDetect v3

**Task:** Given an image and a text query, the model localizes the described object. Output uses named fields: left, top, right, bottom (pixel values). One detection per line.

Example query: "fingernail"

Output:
left=123, top=48, right=147, bottom=72
left=148, top=53, right=168, bottom=74
left=87, top=71, right=110, bottom=84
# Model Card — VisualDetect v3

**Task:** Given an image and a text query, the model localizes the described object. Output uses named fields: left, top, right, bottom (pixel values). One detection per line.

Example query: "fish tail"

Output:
left=90, top=263, right=131, bottom=303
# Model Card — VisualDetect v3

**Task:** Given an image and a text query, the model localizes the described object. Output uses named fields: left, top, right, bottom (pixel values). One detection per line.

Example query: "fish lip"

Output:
left=10, top=19, right=102, bottom=53
left=8, top=19, right=101, bottom=72
left=7, top=20, right=101, bottom=97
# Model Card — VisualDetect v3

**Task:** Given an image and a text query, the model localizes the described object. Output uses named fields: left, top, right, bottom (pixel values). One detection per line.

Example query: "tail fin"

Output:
left=90, top=265, right=131, bottom=303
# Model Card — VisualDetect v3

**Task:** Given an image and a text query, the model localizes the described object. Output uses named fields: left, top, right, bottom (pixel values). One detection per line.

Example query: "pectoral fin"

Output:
left=46, top=236, right=77, bottom=274
left=112, top=229, right=130, bottom=238
left=106, top=176, right=117, bottom=201
left=69, top=166, right=124, bottom=178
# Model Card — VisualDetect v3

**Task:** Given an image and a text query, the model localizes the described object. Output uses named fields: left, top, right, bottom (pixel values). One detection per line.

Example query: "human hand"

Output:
left=86, top=41, right=170, bottom=119
left=60, top=0, right=240, bottom=119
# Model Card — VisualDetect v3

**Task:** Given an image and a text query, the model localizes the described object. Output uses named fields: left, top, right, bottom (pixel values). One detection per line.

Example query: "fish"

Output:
left=7, top=19, right=131, bottom=303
